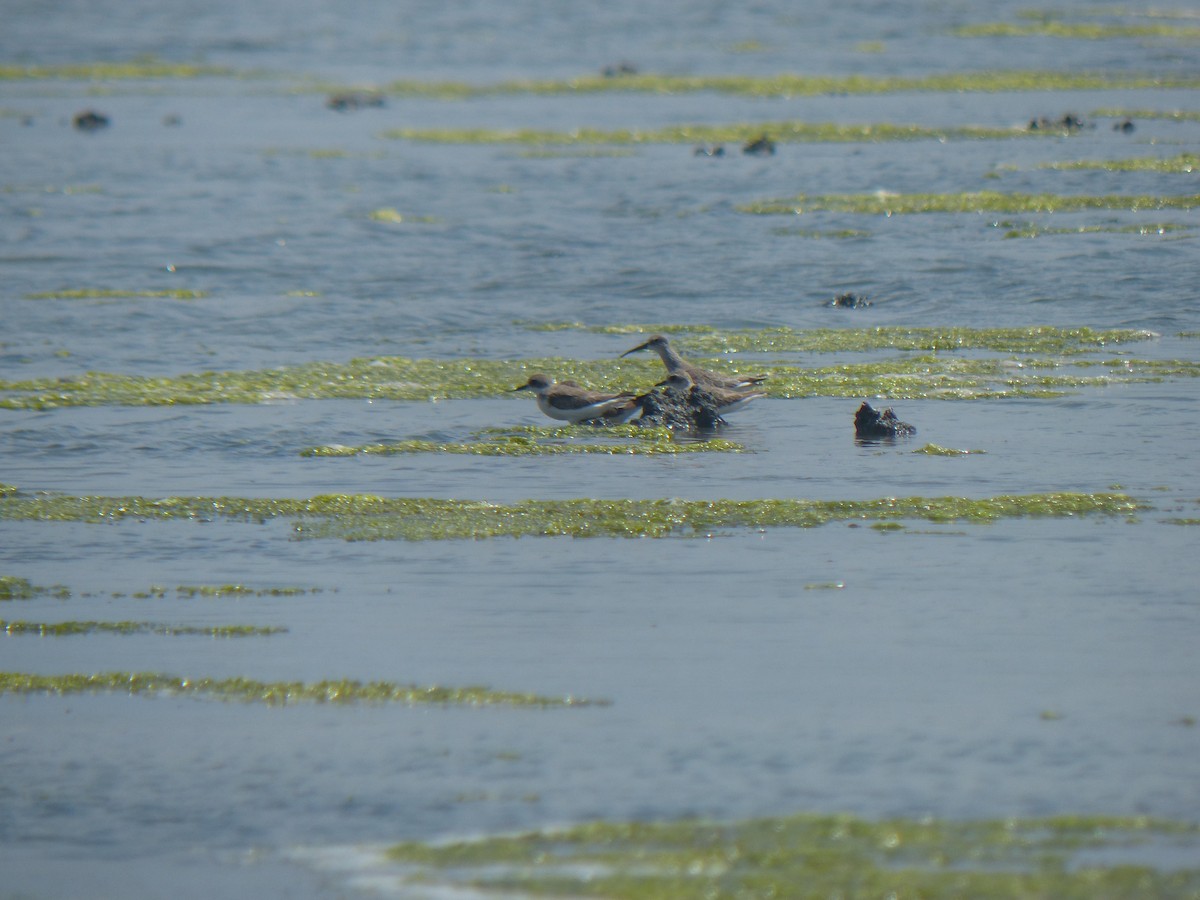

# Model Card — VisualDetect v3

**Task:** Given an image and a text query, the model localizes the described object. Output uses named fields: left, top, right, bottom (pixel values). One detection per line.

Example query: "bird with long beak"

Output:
left=657, top=372, right=767, bottom=416
left=511, top=374, right=642, bottom=424
left=620, top=334, right=767, bottom=391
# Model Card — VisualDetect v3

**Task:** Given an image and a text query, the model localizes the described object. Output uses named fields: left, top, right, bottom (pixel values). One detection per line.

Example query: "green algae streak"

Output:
left=382, top=120, right=1025, bottom=145
left=371, top=70, right=1200, bottom=99
left=1044, top=153, right=1199, bottom=173
left=24, top=289, right=209, bottom=300
left=1, top=620, right=284, bottom=637
left=1093, top=107, right=1200, bottom=122
left=382, top=812, right=1200, bottom=898
left=0, top=60, right=234, bottom=81
left=174, top=584, right=317, bottom=598
left=0, top=491, right=1144, bottom=540
left=954, top=21, right=1200, bottom=39
left=534, top=324, right=1159, bottom=354
left=739, top=190, right=1200, bottom=216
left=0, top=575, right=318, bottom=601
left=914, top=444, right=987, bottom=456
left=0, top=672, right=604, bottom=707
left=367, top=207, right=440, bottom=224
left=302, top=426, right=742, bottom=457
left=998, top=221, right=1192, bottom=239
left=2, top=328, right=1191, bottom=409
left=1, top=575, right=69, bottom=601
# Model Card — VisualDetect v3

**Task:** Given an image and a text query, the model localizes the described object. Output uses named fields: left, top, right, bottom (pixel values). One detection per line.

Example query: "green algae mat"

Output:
left=382, top=120, right=1030, bottom=145
left=301, top=425, right=743, bottom=458
left=0, top=671, right=602, bottom=707
left=6, top=60, right=1197, bottom=98
left=0, top=491, right=1145, bottom=540
left=1, top=620, right=283, bottom=637
left=0, top=574, right=318, bottom=601
left=2, top=327, right=1195, bottom=409
left=739, top=191, right=1200, bottom=216
left=381, top=812, right=1200, bottom=898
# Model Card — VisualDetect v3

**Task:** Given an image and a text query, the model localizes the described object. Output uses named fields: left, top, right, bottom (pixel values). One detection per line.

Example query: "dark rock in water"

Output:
left=1028, top=113, right=1090, bottom=133
left=1113, top=118, right=1135, bottom=134
left=327, top=92, right=386, bottom=111
left=743, top=134, right=776, bottom=156
left=828, top=292, right=872, bottom=309
left=602, top=61, right=638, bottom=77
left=73, top=110, right=109, bottom=131
left=855, top=401, right=916, bottom=440
left=694, top=145, right=725, bottom=157
left=637, top=382, right=726, bottom=430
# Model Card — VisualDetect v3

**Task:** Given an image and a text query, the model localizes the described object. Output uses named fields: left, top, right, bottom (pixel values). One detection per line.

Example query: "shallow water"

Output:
left=3, top=1, right=1200, bottom=897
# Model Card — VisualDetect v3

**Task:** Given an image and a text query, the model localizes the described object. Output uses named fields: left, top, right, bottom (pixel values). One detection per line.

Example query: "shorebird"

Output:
left=620, top=334, right=767, bottom=392
left=511, top=374, right=642, bottom=424
left=657, top=372, right=767, bottom=416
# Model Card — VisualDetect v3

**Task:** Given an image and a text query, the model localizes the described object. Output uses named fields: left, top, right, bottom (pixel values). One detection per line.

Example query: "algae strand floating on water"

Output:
left=369, top=69, right=1200, bottom=99
left=381, top=811, right=1200, bottom=898
left=381, top=120, right=1026, bottom=145
left=0, top=491, right=1146, bottom=540
left=23, top=289, right=209, bottom=300
left=738, top=190, right=1200, bottom=216
left=3, top=327, right=1189, bottom=409
left=0, top=672, right=606, bottom=707
left=1, top=620, right=285, bottom=637
left=300, top=426, right=743, bottom=457
left=528, top=324, right=1161, bottom=355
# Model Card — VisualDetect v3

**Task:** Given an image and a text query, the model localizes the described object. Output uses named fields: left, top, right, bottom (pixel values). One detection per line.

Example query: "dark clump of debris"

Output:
left=602, top=61, right=638, bottom=78
left=73, top=109, right=109, bottom=131
left=327, top=92, right=386, bottom=112
left=1113, top=118, right=1135, bottom=134
left=694, top=145, right=725, bottom=157
left=1028, top=113, right=1091, bottom=133
left=827, top=292, right=872, bottom=309
left=855, top=401, right=916, bottom=441
left=743, top=134, right=776, bottom=155
left=637, top=381, right=726, bottom=430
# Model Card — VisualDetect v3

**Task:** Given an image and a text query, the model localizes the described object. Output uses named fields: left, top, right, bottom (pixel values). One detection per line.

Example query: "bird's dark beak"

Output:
left=620, top=341, right=650, bottom=358
left=510, top=382, right=531, bottom=392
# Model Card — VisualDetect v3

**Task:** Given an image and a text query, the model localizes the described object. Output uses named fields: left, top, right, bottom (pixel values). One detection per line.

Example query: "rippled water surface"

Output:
left=3, top=1, right=1200, bottom=897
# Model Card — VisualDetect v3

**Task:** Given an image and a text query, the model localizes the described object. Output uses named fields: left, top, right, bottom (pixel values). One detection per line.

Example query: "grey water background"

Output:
left=2, top=0, right=1200, bottom=896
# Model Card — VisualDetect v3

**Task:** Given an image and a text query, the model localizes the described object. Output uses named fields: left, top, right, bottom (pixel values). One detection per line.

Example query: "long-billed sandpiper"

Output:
left=620, top=334, right=767, bottom=391
left=657, top=372, right=766, bottom=416
left=511, top=374, right=642, bottom=424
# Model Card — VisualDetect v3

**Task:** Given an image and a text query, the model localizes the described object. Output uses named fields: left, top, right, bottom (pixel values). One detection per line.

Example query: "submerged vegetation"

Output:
left=381, top=812, right=1200, bottom=898
left=1043, top=153, right=1199, bottom=173
left=953, top=21, right=1200, bottom=40
left=0, top=491, right=1145, bottom=540
left=0, top=671, right=603, bottom=707
left=370, top=70, right=1200, bottom=99
left=1092, top=107, right=1200, bottom=122
left=995, top=221, right=1192, bottom=239
left=3, top=328, right=1192, bottom=409
left=914, top=444, right=987, bottom=456
left=1, top=619, right=284, bottom=637
left=739, top=190, right=1200, bottom=216
left=367, top=207, right=440, bottom=224
left=302, top=426, right=742, bottom=457
left=0, top=60, right=234, bottom=80
left=0, top=575, right=319, bottom=601
left=383, top=121, right=1026, bottom=145
left=24, top=288, right=209, bottom=300
left=529, top=324, right=1160, bottom=355
left=1, top=575, right=69, bottom=601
